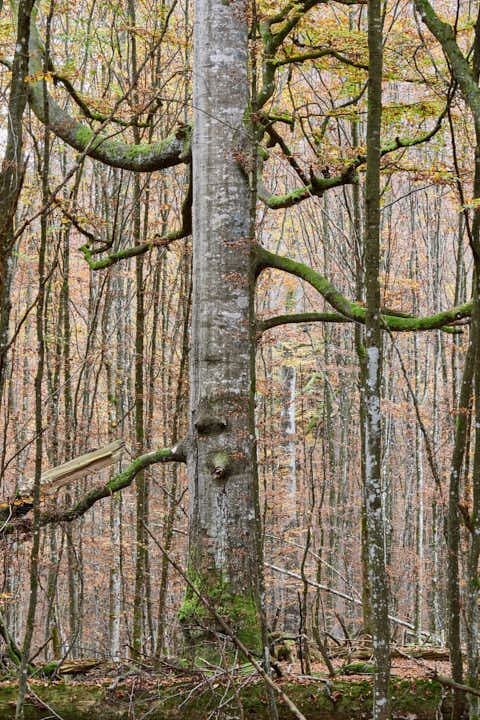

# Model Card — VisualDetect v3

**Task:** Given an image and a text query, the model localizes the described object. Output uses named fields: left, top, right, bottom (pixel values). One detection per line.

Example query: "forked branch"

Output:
left=256, top=245, right=472, bottom=332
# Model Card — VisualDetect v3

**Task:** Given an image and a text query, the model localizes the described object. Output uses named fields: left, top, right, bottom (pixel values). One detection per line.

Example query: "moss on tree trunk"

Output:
left=178, top=567, right=260, bottom=652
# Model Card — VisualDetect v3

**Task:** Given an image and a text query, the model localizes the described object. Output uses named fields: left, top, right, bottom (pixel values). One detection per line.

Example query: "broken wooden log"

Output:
left=37, top=439, right=125, bottom=496
left=50, top=658, right=102, bottom=675
left=0, top=441, right=125, bottom=523
left=329, top=644, right=450, bottom=661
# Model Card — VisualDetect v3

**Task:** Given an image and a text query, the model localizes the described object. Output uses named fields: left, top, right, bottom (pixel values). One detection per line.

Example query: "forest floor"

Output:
left=0, top=653, right=455, bottom=719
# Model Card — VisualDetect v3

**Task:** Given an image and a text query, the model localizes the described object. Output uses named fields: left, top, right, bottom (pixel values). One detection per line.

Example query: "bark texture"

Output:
left=183, top=0, right=257, bottom=645
left=0, top=0, right=37, bottom=402
left=364, top=1, right=390, bottom=718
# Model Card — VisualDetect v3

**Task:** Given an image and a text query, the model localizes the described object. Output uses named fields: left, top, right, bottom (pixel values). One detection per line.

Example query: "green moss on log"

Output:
left=341, top=662, right=375, bottom=675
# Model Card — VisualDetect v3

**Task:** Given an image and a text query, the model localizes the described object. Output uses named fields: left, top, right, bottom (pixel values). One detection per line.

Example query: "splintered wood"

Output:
left=0, top=441, right=125, bottom=522
left=38, top=439, right=125, bottom=496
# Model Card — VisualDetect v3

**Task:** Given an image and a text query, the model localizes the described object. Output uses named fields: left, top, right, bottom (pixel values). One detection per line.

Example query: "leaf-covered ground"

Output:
left=0, top=652, right=454, bottom=719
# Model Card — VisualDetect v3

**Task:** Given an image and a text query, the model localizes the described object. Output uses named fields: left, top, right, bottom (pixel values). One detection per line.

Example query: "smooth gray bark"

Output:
left=364, top=0, right=390, bottom=717
left=185, top=0, right=257, bottom=634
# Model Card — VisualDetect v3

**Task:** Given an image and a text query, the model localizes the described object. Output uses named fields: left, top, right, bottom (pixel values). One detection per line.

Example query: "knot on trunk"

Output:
left=194, top=397, right=228, bottom=435
left=210, top=450, right=231, bottom=481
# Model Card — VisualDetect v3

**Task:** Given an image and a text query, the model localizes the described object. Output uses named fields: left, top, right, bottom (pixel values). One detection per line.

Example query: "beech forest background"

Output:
left=0, top=0, right=475, bottom=681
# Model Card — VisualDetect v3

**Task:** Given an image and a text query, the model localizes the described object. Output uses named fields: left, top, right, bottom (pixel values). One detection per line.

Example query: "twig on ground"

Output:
left=431, top=673, right=480, bottom=699
left=26, top=683, right=65, bottom=720
left=143, top=522, right=309, bottom=720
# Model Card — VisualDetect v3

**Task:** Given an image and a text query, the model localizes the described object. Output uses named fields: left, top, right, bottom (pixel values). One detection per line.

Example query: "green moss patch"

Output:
left=178, top=569, right=259, bottom=650
left=0, top=675, right=449, bottom=720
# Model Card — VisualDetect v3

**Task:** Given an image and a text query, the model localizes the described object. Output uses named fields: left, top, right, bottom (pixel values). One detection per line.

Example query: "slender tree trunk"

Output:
left=412, top=250, right=424, bottom=644
left=414, top=370, right=424, bottom=644
left=0, top=0, right=37, bottom=401
left=430, top=205, right=442, bottom=641
left=364, top=0, right=390, bottom=716
left=466, top=268, right=480, bottom=720
left=447, top=339, right=475, bottom=719
left=277, top=290, right=297, bottom=631
left=126, top=0, right=147, bottom=657
left=465, top=93, right=480, bottom=717
left=16, top=8, right=50, bottom=708
left=109, top=270, right=126, bottom=661
left=350, top=92, right=372, bottom=637
left=132, top=198, right=146, bottom=658
left=156, top=253, right=191, bottom=656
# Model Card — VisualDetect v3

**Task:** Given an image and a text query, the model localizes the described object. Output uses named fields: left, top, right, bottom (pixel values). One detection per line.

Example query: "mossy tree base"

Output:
left=178, top=568, right=260, bottom=656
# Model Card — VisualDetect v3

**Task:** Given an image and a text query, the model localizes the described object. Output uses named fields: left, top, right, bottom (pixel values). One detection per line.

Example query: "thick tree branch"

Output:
left=256, top=245, right=472, bottom=331
left=259, top=310, right=464, bottom=334
left=258, top=162, right=357, bottom=209
left=1, top=443, right=186, bottom=535
left=258, top=104, right=448, bottom=209
left=259, top=312, right=353, bottom=332
left=274, top=48, right=368, bottom=70
left=79, top=166, right=192, bottom=269
left=415, top=0, right=480, bottom=131
left=431, top=673, right=480, bottom=700
left=25, top=11, right=190, bottom=171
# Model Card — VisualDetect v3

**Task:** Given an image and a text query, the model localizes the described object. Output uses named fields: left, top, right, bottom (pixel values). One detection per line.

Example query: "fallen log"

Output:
left=51, top=658, right=102, bottom=675
left=329, top=645, right=450, bottom=661
left=394, top=647, right=449, bottom=661
left=431, top=673, right=480, bottom=699
left=341, top=662, right=375, bottom=675
left=29, top=658, right=102, bottom=678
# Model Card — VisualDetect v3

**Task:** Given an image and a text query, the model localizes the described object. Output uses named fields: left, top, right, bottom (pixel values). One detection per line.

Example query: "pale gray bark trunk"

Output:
left=466, top=65, right=480, bottom=714
left=411, top=244, right=424, bottom=644
left=110, top=493, right=121, bottom=661
left=277, top=298, right=297, bottom=630
left=430, top=213, right=443, bottom=641
left=278, top=360, right=297, bottom=526
left=364, top=0, right=390, bottom=716
left=185, top=0, right=257, bottom=638
left=414, top=412, right=424, bottom=643
left=110, top=271, right=126, bottom=661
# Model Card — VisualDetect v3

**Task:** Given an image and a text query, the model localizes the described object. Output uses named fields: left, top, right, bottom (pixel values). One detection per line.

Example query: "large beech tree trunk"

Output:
left=182, top=0, right=258, bottom=644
